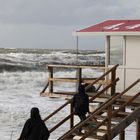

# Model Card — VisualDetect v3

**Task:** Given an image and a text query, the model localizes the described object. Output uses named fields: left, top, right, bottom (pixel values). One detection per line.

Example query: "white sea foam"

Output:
left=0, top=49, right=135, bottom=140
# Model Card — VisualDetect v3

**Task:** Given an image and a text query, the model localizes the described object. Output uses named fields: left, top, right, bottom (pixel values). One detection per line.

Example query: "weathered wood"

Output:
left=48, top=66, right=53, bottom=93
left=107, top=106, right=112, bottom=140
left=111, top=68, right=116, bottom=95
left=111, top=106, right=140, bottom=139
left=48, top=64, right=107, bottom=69
left=41, top=64, right=140, bottom=140
left=70, top=103, right=74, bottom=129
left=119, top=130, right=125, bottom=140
left=40, top=92, right=75, bottom=98
left=119, top=108, right=125, bottom=140
left=76, top=67, right=82, bottom=85
left=48, top=77, right=107, bottom=84
left=136, top=117, right=140, bottom=140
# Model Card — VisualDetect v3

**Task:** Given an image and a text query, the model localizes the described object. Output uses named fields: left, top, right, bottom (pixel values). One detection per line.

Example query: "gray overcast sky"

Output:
left=0, top=0, right=140, bottom=50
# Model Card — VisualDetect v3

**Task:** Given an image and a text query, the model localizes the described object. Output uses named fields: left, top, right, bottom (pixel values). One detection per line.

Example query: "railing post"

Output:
left=119, top=108, right=125, bottom=140
left=119, top=130, right=125, bottom=140
left=70, top=102, right=74, bottom=129
left=48, top=66, right=53, bottom=93
left=107, top=105, right=112, bottom=140
left=111, top=67, right=116, bottom=95
left=76, top=67, right=82, bottom=90
left=136, top=117, right=140, bottom=140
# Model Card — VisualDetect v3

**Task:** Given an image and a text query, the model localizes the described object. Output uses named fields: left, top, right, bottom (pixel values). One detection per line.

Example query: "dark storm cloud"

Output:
left=0, top=0, right=139, bottom=25
left=0, top=0, right=140, bottom=49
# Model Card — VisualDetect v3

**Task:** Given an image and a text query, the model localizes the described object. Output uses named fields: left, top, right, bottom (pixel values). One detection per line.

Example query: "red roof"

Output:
left=73, top=20, right=140, bottom=36
left=78, top=20, right=140, bottom=32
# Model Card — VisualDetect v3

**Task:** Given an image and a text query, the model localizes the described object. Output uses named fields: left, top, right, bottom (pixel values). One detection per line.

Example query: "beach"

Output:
left=0, top=48, right=136, bottom=139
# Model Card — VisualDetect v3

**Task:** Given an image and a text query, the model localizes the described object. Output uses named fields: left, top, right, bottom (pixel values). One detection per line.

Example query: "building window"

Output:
left=109, top=36, right=124, bottom=65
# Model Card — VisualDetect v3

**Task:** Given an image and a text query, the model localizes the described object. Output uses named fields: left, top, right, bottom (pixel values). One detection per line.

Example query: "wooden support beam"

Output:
left=119, top=130, right=125, bottom=140
left=107, top=105, right=112, bottom=140
left=70, top=103, right=74, bottom=129
left=119, top=108, right=125, bottom=140
left=48, top=66, right=53, bottom=93
left=111, top=106, right=140, bottom=139
left=136, top=117, right=140, bottom=140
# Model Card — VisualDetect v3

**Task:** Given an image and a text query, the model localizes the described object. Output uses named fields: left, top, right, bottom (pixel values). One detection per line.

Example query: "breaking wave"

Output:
left=0, top=48, right=105, bottom=72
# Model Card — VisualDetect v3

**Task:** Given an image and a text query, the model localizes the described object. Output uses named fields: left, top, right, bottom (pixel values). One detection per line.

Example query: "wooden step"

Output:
left=73, top=135, right=102, bottom=140
left=113, top=102, right=137, bottom=110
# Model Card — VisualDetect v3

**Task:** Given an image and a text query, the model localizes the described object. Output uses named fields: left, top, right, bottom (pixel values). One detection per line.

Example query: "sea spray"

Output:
left=1, top=48, right=134, bottom=139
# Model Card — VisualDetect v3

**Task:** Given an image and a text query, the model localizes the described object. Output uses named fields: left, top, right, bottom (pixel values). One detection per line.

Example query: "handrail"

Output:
left=48, top=64, right=107, bottom=69
left=43, top=100, right=71, bottom=122
left=58, top=78, right=119, bottom=140
left=41, top=64, right=117, bottom=94
left=112, top=91, right=140, bottom=117
left=49, top=114, right=73, bottom=133
left=43, top=65, right=118, bottom=122
left=50, top=77, right=119, bottom=136
left=79, top=79, right=140, bottom=140
left=42, top=65, right=119, bottom=138
left=59, top=78, right=140, bottom=140
left=40, top=82, right=49, bottom=94
left=89, top=77, right=119, bottom=102
left=85, top=64, right=119, bottom=91
left=81, top=91, right=140, bottom=140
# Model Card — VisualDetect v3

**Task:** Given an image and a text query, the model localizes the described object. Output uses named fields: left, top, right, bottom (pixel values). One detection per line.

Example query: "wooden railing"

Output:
left=40, top=64, right=115, bottom=96
left=42, top=65, right=119, bottom=136
left=59, top=78, right=140, bottom=140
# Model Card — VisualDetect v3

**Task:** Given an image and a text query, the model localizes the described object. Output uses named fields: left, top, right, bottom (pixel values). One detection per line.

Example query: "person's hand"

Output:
left=88, top=111, right=92, bottom=115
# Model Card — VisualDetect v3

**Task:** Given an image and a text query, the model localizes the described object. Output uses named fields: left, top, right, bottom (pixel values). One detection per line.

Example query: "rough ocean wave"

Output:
left=0, top=48, right=136, bottom=140
left=0, top=48, right=105, bottom=72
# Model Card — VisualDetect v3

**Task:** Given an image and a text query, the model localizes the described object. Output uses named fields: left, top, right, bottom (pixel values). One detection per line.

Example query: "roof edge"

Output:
left=72, top=31, right=140, bottom=36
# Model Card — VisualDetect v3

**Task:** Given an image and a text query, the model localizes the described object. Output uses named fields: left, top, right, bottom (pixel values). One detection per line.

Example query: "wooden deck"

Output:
left=40, top=64, right=140, bottom=140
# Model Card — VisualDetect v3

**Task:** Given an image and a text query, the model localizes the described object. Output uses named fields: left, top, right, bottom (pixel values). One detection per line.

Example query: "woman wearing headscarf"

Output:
left=72, top=83, right=90, bottom=122
left=18, top=107, right=50, bottom=140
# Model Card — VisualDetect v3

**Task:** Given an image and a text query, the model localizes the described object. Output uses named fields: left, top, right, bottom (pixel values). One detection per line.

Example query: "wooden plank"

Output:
left=40, top=92, right=74, bottom=98
left=48, top=64, right=107, bottom=69
left=110, top=106, right=140, bottom=139
left=48, top=78, right=108, bottom=85
left=73, top=135, right=102, bottom=140
left=116, top=95, right=140, bottom=106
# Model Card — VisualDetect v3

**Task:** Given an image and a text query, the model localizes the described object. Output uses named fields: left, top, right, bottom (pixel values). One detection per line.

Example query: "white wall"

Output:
left=124, top=36, right=140, bottom=95
left=126, top=36, right=140, bottom=67
left=108, top=36, right=140, bottom=95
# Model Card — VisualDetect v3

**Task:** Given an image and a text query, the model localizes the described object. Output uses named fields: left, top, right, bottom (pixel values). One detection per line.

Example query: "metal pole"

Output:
left=76, top=36, right=79, bottom=65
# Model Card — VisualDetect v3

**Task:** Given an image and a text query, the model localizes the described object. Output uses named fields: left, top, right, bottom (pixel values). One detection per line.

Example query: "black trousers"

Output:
left=78, top=114, right=86, bottom=132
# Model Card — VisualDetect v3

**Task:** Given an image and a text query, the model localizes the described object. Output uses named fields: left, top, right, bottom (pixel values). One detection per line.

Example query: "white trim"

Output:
left=123, top=36, right=126, bottom=90
left=72, top=31, right=140, bottom=36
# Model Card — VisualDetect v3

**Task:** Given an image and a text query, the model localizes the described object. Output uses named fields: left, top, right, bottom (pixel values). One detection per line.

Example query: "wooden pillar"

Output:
left=107, top=105, right=112, bottom=140
left=70, top=103, right=74, bottom=129
left=119, top=130, right=125, bottom=140
left=76, top=68, right=82, bottom=91
left=48, top=66, right=53, bottom=93
left=111, top=68, right=116, bottom=95
left=136, top=117, right=140, bottom=140
left=119, top=108, right=125, bottom=140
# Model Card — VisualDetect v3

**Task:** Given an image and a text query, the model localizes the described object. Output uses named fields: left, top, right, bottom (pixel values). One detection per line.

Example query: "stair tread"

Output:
left=73, top=135, right=102, bottom=140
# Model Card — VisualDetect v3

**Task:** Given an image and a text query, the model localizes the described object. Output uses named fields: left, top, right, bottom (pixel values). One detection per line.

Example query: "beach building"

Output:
left=73, top=20, right=140, bottom=95
left=41, top=20, right=140, bottom=140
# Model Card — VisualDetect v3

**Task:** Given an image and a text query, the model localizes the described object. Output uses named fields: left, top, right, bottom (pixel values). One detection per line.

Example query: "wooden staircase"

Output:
left=41, top=65, right=140, bottom=140
left=58, top=79, right=140, bottom=140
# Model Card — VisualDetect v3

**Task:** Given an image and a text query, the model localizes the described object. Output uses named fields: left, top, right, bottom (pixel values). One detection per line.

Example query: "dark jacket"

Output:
left=18, top=108, right=50, bottom=140
left=72, top=84, right=89, bottom=116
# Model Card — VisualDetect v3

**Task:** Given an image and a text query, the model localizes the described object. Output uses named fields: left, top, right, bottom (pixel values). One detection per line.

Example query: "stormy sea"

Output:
left=0, top=48, right=135, bottom=140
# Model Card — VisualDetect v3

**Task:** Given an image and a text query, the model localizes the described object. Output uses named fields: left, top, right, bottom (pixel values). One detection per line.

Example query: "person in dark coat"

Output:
left=18, top=107, right=50, bottom=140
left=72, top=83, right=90, bottom=122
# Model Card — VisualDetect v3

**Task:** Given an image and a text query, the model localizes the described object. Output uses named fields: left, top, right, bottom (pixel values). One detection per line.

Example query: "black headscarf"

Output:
left=78, top=84, right=85, bottom=95
left=30, top=107, right=41, bottom=120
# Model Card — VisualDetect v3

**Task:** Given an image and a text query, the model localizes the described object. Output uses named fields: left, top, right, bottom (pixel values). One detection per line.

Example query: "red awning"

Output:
left=73, top=20, right=140, bottom=36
